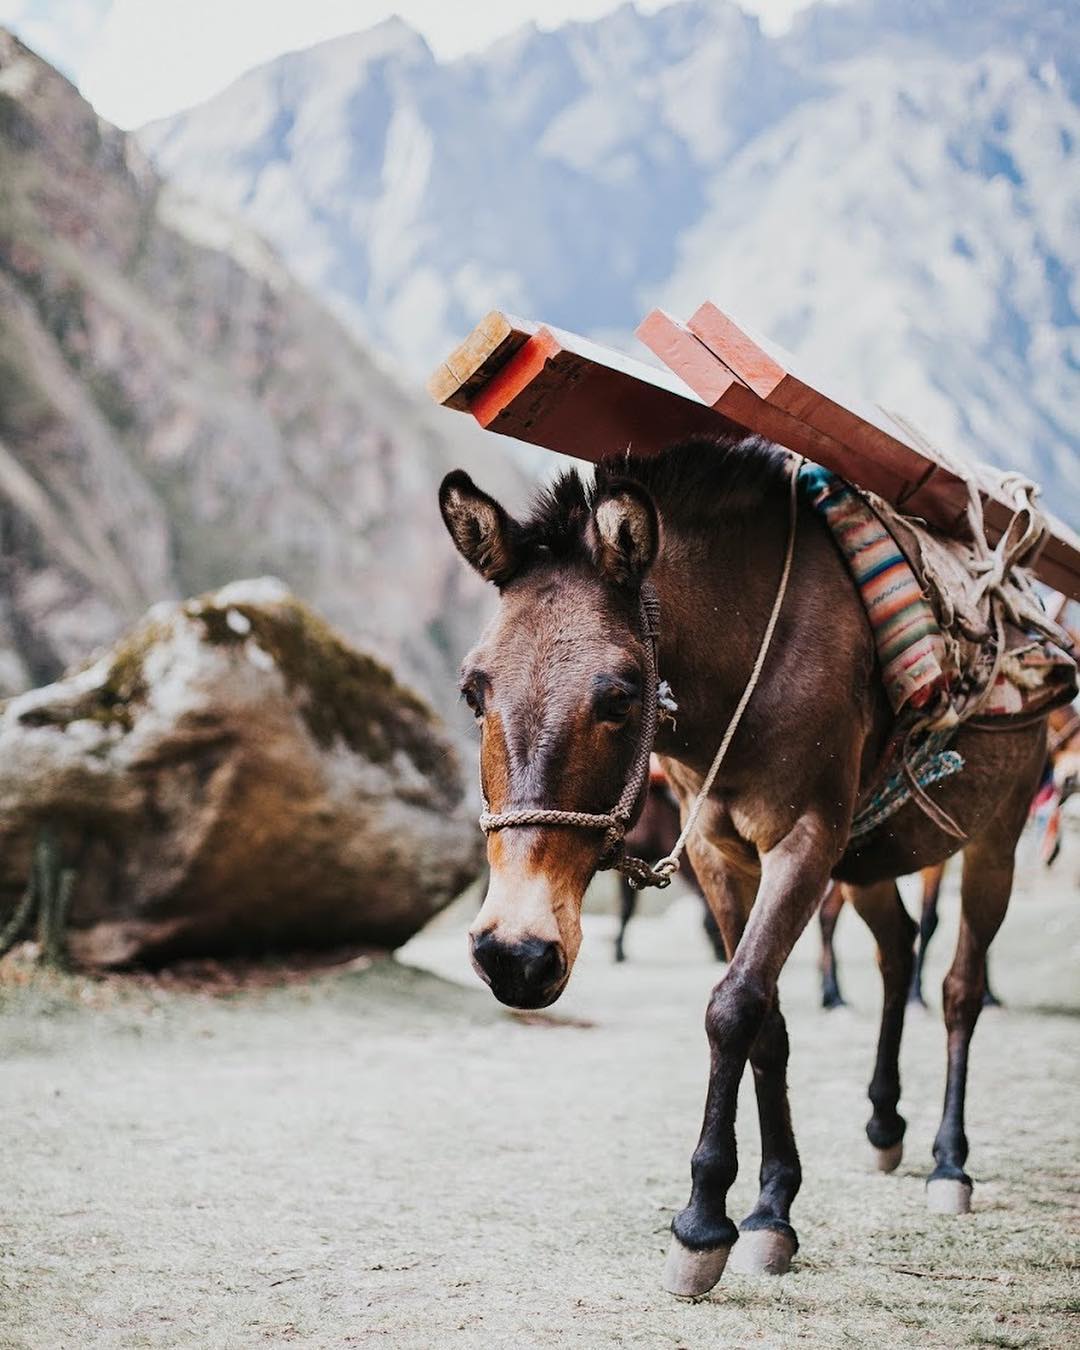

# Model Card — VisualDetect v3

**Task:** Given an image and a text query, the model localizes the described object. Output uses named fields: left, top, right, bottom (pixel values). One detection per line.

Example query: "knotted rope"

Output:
left=893, top=469, right=1070, bottom=839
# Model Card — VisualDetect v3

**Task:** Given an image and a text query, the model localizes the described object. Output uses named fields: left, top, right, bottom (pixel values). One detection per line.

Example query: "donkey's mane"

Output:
left=519, top=434, right=791, bottom=559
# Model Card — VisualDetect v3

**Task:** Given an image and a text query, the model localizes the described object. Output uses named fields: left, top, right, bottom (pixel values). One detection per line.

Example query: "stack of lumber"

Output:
left=427, top=307, right=1080, bottom=602
left=427, top=312, right=740, bottom=455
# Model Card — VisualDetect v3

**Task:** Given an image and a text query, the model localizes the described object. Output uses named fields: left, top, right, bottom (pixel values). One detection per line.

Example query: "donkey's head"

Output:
left=440, top=467, right=661, bottom=1008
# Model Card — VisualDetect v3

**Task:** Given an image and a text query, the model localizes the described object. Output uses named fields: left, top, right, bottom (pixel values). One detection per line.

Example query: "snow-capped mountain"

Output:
left=140, top=0, right=1079, bottom=521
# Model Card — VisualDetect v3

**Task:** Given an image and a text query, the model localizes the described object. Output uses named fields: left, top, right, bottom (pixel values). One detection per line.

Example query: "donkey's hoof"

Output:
left=663, top=1235, right=730, bottom=1297
left=926, top=1177, right=972, bottom=1215
left=728, top=1228, right=796, bottom=1276
left=873, top=1141, right=904, bottom=1173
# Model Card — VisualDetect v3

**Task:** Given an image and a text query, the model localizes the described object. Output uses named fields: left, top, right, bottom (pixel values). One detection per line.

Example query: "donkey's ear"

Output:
left=587, top=480, right=660, bottom=587
left=439, top=470, right=520, bottom=585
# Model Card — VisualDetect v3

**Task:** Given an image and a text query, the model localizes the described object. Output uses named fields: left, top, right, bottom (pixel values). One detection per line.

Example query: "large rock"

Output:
left=0, top=580, right=482, bottom=967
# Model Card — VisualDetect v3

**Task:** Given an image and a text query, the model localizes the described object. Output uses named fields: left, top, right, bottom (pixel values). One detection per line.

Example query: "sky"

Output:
left=0, top=0, right=830, bottom=128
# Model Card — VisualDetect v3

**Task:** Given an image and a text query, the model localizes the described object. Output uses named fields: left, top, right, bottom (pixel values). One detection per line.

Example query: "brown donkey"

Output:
left=439, top=435, right=1052, bottom=1297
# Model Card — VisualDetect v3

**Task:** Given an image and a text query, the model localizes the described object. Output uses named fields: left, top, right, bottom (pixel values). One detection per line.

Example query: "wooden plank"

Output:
left=426, top=311, right=538, bottom=411
left=685, top=301, right=971, bottom=531
left=1035, top=541, right=1080, bottom=605
left=877, top=407, right=1080, bottom=596
left=635, top=310, right=943, bottom=518
left=428, top=309, right=1080, bottom=601
left=676, top=302, right=1080, bottom=601
left=468, top=328, right=564, bottom=428
left=461, top=324, right=745, bottom=462
left=973, top=471, right=1080, bottom=603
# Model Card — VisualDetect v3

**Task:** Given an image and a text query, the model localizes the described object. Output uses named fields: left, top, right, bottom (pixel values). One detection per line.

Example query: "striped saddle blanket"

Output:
left=800, top=464, right=1077, bottom=838
left=800, top=464, right=1074, bottom=722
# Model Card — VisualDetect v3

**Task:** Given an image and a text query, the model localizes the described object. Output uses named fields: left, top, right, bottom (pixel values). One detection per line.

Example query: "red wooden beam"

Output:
left=680, top=301, right=1080, bottom=600
left=428, top=309, right=1080, bottom=601
left=635, top=310, right=946, bottom=521
left=427, top=311, right=538, bottom=412
left=448, top=320, right=744, bottom=462
left=679, top=302, right=971, bottom=531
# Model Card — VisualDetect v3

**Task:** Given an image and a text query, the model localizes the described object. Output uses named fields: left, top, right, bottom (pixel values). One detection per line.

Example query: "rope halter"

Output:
left=478, top=582, right=668, bottom=886
left=477, top=452, right=804, bottom=891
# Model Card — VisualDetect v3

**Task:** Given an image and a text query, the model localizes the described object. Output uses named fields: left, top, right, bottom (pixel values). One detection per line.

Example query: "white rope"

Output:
left=649, top=453, right=804, bottom=883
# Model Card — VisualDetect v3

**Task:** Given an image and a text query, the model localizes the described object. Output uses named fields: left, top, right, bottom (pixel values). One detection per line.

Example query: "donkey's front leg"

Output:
left=927, top=838, right=1013, bottom=1215
left=664, top=816, right=839, bottom=1297
left=724, top=994, right=801, bottom=1276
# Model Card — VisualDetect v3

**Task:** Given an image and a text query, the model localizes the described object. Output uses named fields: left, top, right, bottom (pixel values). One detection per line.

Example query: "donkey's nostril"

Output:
left=470, top=929, right=500, bottom=984
left=470, top=931, right=566, bottom=1007
left=518, top=937, right=565, bottom=989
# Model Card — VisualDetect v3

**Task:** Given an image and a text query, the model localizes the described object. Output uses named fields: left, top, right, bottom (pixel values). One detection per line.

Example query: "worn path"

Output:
left=2, top=832, right=1077, bottom=1348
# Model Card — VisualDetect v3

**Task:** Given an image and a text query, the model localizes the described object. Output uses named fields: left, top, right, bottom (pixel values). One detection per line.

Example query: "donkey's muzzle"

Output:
left=470, top=931, right=567, bottom=1009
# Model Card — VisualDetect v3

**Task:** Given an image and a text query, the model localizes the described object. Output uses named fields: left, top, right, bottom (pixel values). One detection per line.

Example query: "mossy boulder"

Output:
left=0, top=579, right=482, bottom=966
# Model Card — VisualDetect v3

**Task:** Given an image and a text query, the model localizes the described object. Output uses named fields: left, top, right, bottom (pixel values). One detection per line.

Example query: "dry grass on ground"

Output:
left=1, top=830, right=1078, bottom=1349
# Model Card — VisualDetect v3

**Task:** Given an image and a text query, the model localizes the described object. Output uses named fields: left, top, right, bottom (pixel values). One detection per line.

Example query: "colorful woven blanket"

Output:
left=801, top=464, right=1076, bottom=721
left=801, top=463, right=1077, bottom=839
left=800, top=463, right=948, bottom=715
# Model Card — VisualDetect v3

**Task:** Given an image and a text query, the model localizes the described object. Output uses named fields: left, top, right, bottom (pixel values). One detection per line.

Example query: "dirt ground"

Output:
left=1, top=827, right=1077, bottom=1350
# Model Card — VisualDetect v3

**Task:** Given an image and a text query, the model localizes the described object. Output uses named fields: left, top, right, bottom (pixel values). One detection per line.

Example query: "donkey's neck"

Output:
left=647, top=490, right=796, bottom=779
left=641, top=473, right=889, bottom=838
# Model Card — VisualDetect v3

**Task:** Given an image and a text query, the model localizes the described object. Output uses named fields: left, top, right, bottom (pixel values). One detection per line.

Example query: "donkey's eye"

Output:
left=596, top=689, right=634, bottom=725
left=461, top=680, right=485, bottom=719
left=594, top=673, right=639, bottom=725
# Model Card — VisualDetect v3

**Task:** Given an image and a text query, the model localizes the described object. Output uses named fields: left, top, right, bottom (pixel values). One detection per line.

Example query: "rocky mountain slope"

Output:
left=0, top=28, right=524, bottom=711
left=141, top=0, right=1080, bottom=524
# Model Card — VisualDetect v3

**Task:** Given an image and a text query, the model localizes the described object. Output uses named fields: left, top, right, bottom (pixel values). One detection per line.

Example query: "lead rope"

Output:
left=625, top=452, right=803, bottom=889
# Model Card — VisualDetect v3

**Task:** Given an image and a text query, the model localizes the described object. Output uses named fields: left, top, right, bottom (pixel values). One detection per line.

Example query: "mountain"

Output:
left=140, top=0, right=1080, bottom=525
left=0, top=29, right=526, bottom=714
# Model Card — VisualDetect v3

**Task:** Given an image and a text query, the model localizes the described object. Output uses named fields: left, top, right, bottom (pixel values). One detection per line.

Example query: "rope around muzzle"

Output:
left=478, top=454, right=803, bottom=889
left=479, top=582, right=663, bottom=876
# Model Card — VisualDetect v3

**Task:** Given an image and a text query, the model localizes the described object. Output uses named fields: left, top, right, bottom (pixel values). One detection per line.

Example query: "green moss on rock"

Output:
left=85, top=619, right=167, bottom=730
left=192, top=595, right=455, bottom=790
left=62, top=592, right=459, bottom=803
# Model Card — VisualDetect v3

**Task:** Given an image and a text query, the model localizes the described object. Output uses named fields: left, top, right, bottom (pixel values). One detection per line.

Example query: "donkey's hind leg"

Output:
left=818, top=880, right=847, bottom=1009
left=846, top=880, right=917, bottom=1172
left=614, top=877, right=636, bottom=963
left=927, top=835, right=1014, bottom=1214
left=908, top=864, right=943, bottom=1007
